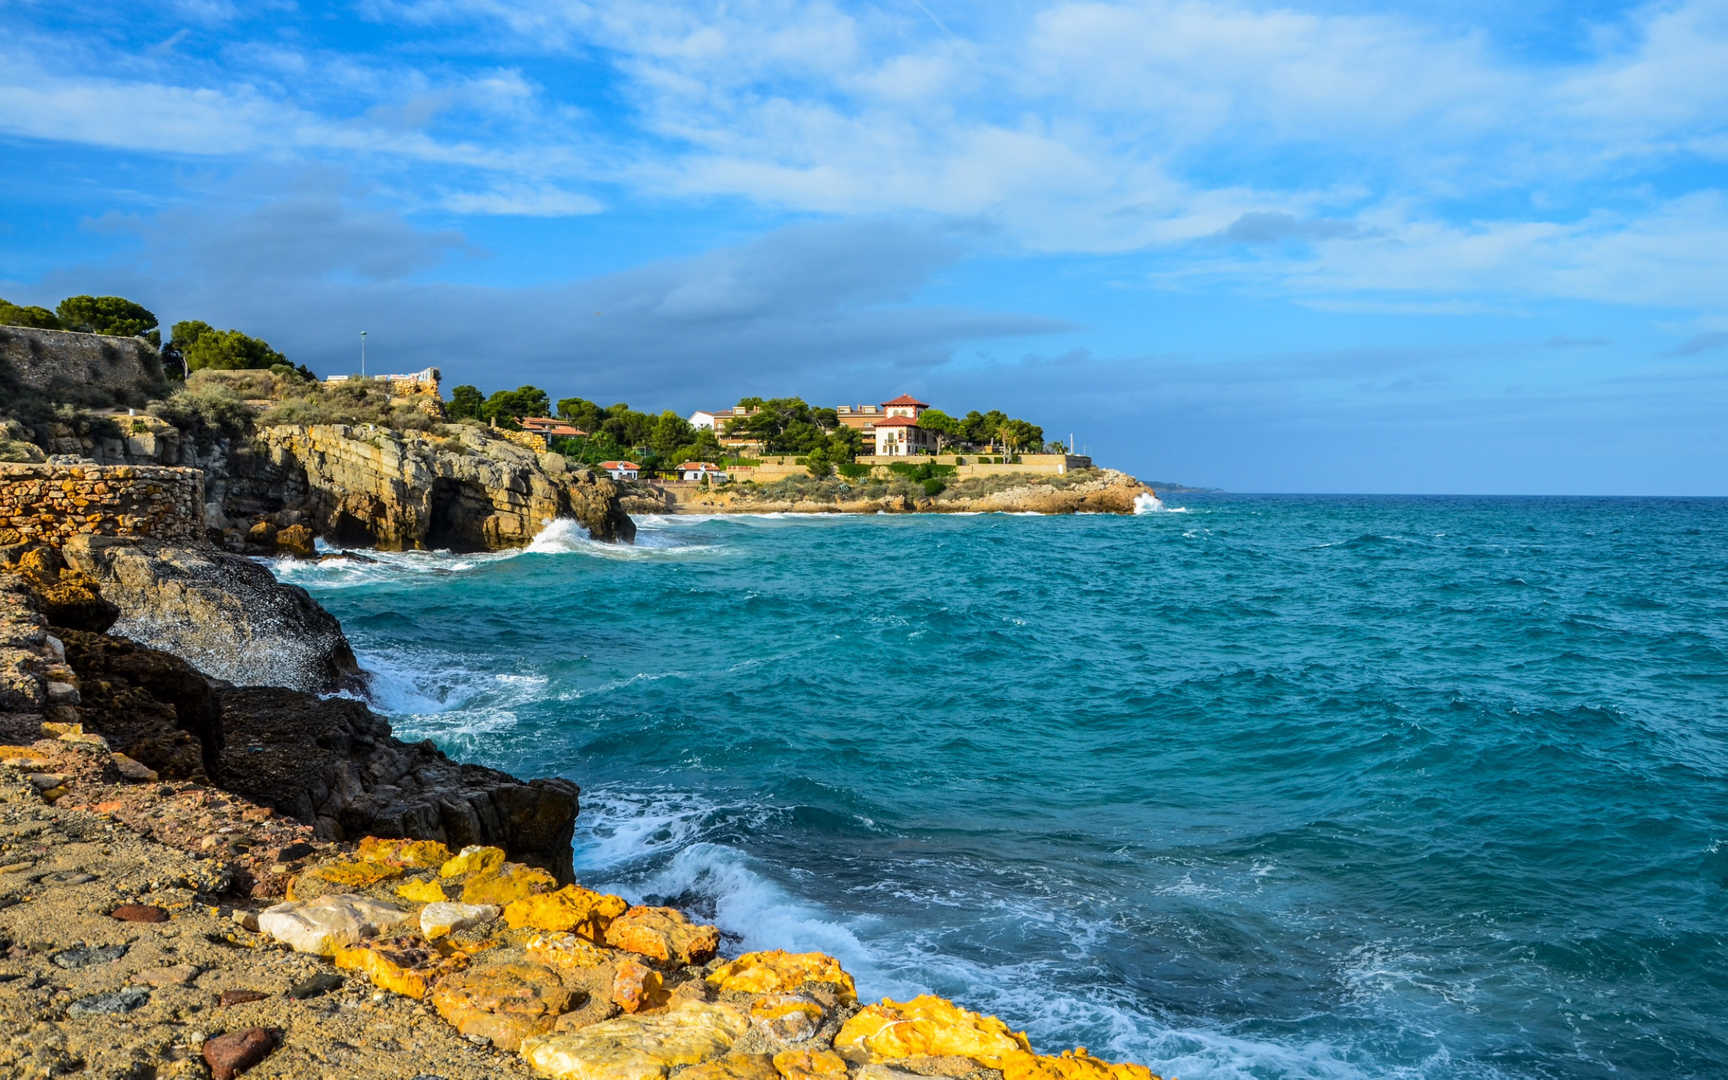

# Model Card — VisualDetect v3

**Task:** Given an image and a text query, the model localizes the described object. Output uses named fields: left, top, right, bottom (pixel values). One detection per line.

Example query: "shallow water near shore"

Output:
left=273, top=496, right=1728, bottom=1080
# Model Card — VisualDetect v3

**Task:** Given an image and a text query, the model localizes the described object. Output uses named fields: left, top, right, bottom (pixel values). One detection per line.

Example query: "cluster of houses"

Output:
left=597, top=460, right=726, bottom=483
left=510, top=394, right=947, bottom=484
left=691, top=394, right=938, bottom=457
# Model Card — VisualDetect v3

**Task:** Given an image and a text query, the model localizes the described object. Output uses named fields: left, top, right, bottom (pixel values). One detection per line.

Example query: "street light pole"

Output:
left=360, top=330, right=367, bottom=377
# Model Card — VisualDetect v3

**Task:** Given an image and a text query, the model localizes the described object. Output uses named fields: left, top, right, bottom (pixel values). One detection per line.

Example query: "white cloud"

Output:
left=438, top=184, right=604, bottom=216
left=5, top=0, right=1727, bottom=312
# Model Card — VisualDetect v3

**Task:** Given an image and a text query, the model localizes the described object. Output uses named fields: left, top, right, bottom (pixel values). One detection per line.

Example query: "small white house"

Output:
left=689, top=410, right=720, bottom=430
left=677, top=460, right=728, bottom=483
left=598, top=460, right=640, bottom=481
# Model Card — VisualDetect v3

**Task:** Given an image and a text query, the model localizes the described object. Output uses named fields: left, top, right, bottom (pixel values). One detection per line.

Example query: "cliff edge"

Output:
left=232, top=423, right=634, bottom=551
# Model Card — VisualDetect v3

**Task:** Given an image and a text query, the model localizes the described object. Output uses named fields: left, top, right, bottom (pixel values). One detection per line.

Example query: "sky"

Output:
left=1, top=1, right=1725, bottom=493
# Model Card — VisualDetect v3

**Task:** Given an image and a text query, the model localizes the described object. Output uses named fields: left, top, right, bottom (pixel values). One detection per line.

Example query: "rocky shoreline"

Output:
left=621, top=468, right=1152, bottom=517
left=0, top=540, right=1169, bottom=1080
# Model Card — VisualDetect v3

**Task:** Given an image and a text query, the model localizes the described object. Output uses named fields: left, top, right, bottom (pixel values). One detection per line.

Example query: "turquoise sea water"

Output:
left=273, top=496, right=1728, bottom=1080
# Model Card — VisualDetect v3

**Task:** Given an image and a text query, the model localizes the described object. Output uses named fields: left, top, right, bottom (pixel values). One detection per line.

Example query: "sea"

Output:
left=270, top=495, right=1728, bottom=1080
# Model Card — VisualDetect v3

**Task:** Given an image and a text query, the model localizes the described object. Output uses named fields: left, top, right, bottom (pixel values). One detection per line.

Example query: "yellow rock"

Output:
left=836, top=997, right=1163, bottom=1080
left=772, top=1050, right=848, bottom=1080
left=679, top=1054, right=781, bottom=1080
left=287, top=858, right=406, bottom=900
left=397, top=878, right=452, bottom=904
left=462, top=862, right=558, bottom=907
left=749, top=993, right=825, bottom=1042
left=611, top=956, right=663, bottom=1013
left=835, top=996, right=1030, bottom=1062
left=357, top=836, right=452, bottom=868
left=526, top=932, right=613, bottom=974
left=504, top=883, right=628, bottom=936
left=519, top=1000, right=749, bottom=1080
left=431, top=960, right=574, bottom=1052
left=706, top=951, right=858, bottom=1005
left=996, top=1049, right=1163, bottom=1080
left=602, top=906, right=720, bottom=966
left=440, top=845, right=506, bottom=878
left=334, top=936, right=464, bottom=999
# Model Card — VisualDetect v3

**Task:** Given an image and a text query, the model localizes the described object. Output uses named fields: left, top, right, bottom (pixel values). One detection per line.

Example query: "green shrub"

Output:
left=922, top=478, right=946, bottom=496
left=836, top=462, right=872, bottom=480
left=149, top=384, right=256, bottom=448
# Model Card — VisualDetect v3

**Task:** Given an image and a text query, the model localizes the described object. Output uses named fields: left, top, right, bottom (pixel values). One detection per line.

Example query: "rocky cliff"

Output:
left=243, top=424, right=634, bottom=550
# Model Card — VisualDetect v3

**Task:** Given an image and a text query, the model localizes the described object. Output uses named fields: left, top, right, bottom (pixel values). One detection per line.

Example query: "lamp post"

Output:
left=360, top=330, right=367, bottom=377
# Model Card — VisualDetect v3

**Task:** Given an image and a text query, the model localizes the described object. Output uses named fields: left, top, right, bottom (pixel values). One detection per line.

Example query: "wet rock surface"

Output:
left=216, top=686, right=580, bottom=879
left=59, top=535, right=364, bottom=694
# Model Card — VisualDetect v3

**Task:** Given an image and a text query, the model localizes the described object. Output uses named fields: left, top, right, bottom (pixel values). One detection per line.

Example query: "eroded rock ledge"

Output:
left=0, top=554, right=579, bottom=878
left=241, top=424, right=635, bottom=550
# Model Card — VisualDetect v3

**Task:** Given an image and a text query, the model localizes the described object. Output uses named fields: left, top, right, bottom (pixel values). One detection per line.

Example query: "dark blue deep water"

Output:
left=275, top=496, right=1728, bottom=1080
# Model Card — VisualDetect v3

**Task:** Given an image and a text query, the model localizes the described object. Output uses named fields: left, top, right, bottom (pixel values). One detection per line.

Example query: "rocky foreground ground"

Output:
left=0, top=728, right=1167, bottom=1080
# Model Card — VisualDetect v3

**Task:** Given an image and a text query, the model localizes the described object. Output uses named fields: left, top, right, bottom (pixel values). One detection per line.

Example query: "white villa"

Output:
left=677, top=461, right=729, bottom=482
left=597, top=460, right=640, bottom=481
left=872, top=394, right=938, bottom=456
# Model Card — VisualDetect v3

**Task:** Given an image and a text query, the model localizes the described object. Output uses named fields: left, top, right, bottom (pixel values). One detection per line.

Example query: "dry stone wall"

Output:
left=0, top=463, right=205, bottom=546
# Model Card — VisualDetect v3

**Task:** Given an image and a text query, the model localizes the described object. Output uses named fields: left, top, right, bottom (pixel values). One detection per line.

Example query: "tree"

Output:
left=481, top=385, right=550, bottom=426
left=447, top=384, right=484, bottom=420
left=0, top=299, right=62, bottom=329
left=557, top=397, right=605, bottom=432
left=56, top=295, right=159, bottom=344
left=917, top=408, right=961, bottom=452
left=805, top=444, right=834, bottom=478
left=173, top=320, right=287, bottom=371
left=650, top=411, right=694, bottom=456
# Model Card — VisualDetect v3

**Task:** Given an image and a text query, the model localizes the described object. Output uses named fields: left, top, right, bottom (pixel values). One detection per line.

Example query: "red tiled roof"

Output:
left=881, top=394, right=929, bottom=407
left=598, top=460, right=640, bottom=470
left=873, top=415, right=922, bottom=427
left=677, top=461, right=721, bottom=470
left=521, top=417, right=586, bottom=436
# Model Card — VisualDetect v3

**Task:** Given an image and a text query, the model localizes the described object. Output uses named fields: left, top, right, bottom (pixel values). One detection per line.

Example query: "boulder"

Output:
left=603, top=905, right=720, bottom=966
left=431, top=960, right=574, bottom=1051
left=519, top=1000, right=750, bottom=1080
left=420, top=901, right=500, bottom=940
left=60, top=534, right=363, bottom=694
left=706, top=951, right=857, bottom=1005
left=257, top=893, right=414, bottom=956
left=505, top=884, right=629, bottom=937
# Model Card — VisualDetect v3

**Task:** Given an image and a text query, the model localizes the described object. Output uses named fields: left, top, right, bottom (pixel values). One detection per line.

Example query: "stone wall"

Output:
left=0, top=326, right=168, bottom=410
left=0, top=464, right=205, bottom=546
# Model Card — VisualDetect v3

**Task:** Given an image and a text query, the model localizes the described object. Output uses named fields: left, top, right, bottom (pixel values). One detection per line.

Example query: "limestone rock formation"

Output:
left=59, top=533, right=364, bottom=694
left=215, top=685, right=581, bottom=880
left=250, top=423, right=634, bottom=550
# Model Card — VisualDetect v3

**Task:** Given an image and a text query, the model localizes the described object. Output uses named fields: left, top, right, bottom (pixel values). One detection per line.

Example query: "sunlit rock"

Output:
left=421, top=901, right=501, bottom=940
left=603, top=905, right=720, bottom=966
left=257, top=894, right=414, bottom=956
left=519, top=999, right=749, bottom=1080
left=431, top=960, right=575, bottom=1052
left=706, top=950, right=858, bottom=1005
left=504, top=883, right=629, bottom=937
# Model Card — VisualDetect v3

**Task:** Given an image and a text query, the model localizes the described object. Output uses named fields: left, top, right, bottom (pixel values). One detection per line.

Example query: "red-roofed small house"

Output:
left=597, top=460, right=641, bottom=481
left=677, top=461, right=729, bottom=482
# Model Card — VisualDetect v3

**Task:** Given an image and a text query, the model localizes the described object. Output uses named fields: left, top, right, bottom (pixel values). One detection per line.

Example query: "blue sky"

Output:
left=1, top=1, right=1725, bottom=493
